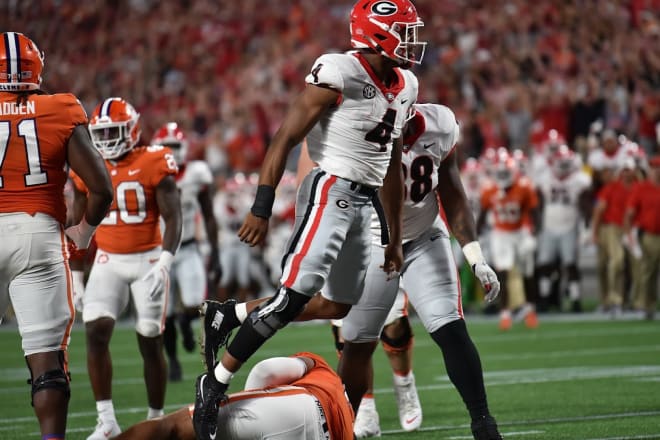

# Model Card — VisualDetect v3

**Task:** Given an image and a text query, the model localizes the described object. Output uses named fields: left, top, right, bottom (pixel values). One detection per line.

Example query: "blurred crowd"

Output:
left=4, top=0, right=659, bottom=316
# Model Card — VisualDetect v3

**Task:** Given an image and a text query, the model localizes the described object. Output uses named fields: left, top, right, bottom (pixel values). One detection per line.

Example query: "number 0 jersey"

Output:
left=71, top=145, right=178, bottom=253
left=305, top=52, right=418, bottom=188
left=0, top=92, right=88, bottom=224
left=371, top=103, right=459, bottom=243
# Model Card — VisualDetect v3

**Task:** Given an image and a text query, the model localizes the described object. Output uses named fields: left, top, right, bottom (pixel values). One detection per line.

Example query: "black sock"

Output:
left=431, top=319, right=490, bottom=421
left=163, top=316, right=177, bottom=360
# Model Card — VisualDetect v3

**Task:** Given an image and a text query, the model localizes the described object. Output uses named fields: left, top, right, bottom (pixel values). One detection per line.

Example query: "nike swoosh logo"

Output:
left=423, top=143, right=435, bottom=149
left=128, top=169, right=141, bottom=175
left=103, top=430, right=113, bottom=438
left=402, top=99, right=408, bottom=104
left=405, top=416, right=418, bottom=424
left=199, top=375, right=206, bottom=403
left=209, top=430, right=217, bottom=440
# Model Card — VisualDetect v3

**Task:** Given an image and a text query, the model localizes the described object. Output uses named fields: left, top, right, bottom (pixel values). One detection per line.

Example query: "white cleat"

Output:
left=393, top=374, right=423, bottom=431
left=353, top=400, right=381, bottom=438
left=87, top=418, right=121, bottom=440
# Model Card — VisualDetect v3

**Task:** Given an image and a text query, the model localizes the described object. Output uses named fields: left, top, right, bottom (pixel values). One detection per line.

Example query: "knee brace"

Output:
left=380, top=317, right=414, bottom=354
left=249, top=287, right=311, bottom=338
left=136, top=319, right=161, bottom=338
left=26, top=352, right=70, bottom=407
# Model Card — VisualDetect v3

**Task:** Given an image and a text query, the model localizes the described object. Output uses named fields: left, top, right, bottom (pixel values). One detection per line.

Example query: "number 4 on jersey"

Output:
left=365, top=109, right=397, bottom=152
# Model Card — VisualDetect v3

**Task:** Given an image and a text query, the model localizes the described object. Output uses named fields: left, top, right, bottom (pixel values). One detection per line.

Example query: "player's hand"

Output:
left=139, top=252, right=174, bottom=300
left=71, top=270, right=85, bottom=313
left=238, top=213, right=269, bottom=247
left=382, top=243, right=403, bottom=281
left=473, top=262, right=500, bottom=303
left=64, top=218, right=97, bottom=250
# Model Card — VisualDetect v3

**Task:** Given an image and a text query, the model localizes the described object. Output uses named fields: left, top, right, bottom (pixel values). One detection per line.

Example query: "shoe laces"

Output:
left=396, top=381, right=419, bottom=415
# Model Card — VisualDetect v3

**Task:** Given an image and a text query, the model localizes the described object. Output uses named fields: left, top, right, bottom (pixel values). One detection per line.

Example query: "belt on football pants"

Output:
left=349, top=181, right=389, bottom=245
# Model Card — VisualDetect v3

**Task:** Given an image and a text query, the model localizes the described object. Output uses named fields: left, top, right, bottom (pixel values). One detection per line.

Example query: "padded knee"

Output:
left=136, top=319, right=161, bottom=338
left=28, top=369, right=70, bottom=406
left=380, top=317, right=414, bottom=354
left=249, top=287, right=311, bottom=338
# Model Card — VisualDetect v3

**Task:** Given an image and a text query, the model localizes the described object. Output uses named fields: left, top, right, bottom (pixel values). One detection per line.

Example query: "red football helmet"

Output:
left=88, top=97, right=141, bottom=159
left=151, top=122, right=188, bottom=165
left=350, top=0, right=426, bottom=68
left=541, top=129, right=566, bottom=157
left=512, top=149, right=529, bottom=176
left=0, top=32, right=44, bottom=91
left=460, top=157, right=482, bottom=191
left=551, top=145, right=576, bottom=179
left=492, top=149, right=518, bottom=188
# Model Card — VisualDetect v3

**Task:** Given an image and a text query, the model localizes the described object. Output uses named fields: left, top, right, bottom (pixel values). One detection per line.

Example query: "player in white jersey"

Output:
left=151, top=123, right=220, bottom=382
left=193, top=1, right=424, bottom=439
left=536, top=145, right=592, bottom=311
left=529, top=129, right=565, bottom=187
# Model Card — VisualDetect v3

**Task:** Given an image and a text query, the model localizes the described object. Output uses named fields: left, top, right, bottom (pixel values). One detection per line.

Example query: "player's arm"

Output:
left=156, top=175, right=182, bottom=255
left=380, top=136, right=405, bottom=275
left=238, top=84, right=339, bottom=246
left=437, top=149, right=500, bottom=301
left=243, top=356, right=314, bottom=390
left=65, top=125, right=113, bottom=248
left=197, top=186, right=221, bottom=286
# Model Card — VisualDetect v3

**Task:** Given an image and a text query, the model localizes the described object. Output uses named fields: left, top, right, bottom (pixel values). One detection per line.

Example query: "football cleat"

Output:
left=193, top=373, right=228, bottom=440
left=87, top=418, right=121, bottom=440
left=200, top=299, right=238, bottom=372
left=393, top=374, right=422, bottom=431
left=353, top=399, right=381, bottom=438
left=471, top=415, right=503, bottom=440
left=524, top=310, right=539, bottom=329
left=498, top=314, right=512, bottom=331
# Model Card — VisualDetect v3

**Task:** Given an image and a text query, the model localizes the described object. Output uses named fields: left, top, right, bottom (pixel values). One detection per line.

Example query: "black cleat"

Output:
left=168, top=357, right=182, bottom=382
left=471, top=415, right=503, bottom=440
left=200, top=299, right=238, bottom=372
left=193, top=373, right=227, bottom=440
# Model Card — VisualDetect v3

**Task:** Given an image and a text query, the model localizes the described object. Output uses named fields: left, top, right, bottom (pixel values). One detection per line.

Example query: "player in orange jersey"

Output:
left=113, top=352, right=353, bottom=440
left=70, top=97, right=182, bottom=439
left=0, top=32, right=113, bottom=440
left=478, top=149, right=540, bottom=330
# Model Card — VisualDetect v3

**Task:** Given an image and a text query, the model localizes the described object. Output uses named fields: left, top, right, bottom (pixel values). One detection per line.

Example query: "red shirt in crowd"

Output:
left=597, top=180, right=635, bottom=226
left=627, top=180, right=660, bottom=234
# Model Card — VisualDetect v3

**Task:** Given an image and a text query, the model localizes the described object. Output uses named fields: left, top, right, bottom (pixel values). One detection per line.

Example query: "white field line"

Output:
left=447, top=431, right=545, bottom=439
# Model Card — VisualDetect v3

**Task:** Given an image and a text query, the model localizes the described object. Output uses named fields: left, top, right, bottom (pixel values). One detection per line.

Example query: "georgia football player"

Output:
left=151, top=122, right=220, bottom=382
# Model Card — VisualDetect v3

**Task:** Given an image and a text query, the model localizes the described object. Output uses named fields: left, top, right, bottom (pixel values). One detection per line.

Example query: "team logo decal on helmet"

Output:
left=371, top=1, right=397, bottom=15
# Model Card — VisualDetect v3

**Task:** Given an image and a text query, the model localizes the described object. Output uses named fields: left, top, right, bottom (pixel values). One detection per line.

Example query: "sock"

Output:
left=214, top=362, right=234, bottom=385
left=163, top=316, right=177, bottom=360
left=42, top=435, right=65, bottom=440
left=431, top=320, right=490, bottom=421
left=147, top=407, right=164, bottom=420
left=235, top=302, right=248, bottom=324
left=360, top=395, right=376, bottom=411
left=539, top=277, right=551, bottom=298
left=500, top=309, right=511, bottom=319
left=393, top=371, right=413, bottom=386
left=96, top=399, right=116, bottom=423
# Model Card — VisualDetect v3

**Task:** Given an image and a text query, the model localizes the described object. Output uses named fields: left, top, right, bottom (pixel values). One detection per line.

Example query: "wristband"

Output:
left=250, top=185, right=276, bottom=219
left=462, top=241, right=485, bottom=268
left=159, top=251, right=175, bottom=271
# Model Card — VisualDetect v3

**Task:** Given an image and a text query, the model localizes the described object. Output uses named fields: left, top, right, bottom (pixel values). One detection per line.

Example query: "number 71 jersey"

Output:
left=71, top=145, right=178, bottom=254
left=305, top=52, right=418, bottom=188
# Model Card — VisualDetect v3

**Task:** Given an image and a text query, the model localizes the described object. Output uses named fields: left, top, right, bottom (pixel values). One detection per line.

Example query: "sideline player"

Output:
left=114, top=352, right=353, bottom=440
left=193, top=1, right=425, bottom=438
left=151, top=122, right=220, bottom=382
left=71, top=98, right=182, bottom=439
left=0, top=32, right=113, bottom=439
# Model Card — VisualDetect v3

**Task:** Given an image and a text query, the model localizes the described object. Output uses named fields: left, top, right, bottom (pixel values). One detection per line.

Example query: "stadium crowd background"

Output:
left=4, top=0, right=659, bottom=314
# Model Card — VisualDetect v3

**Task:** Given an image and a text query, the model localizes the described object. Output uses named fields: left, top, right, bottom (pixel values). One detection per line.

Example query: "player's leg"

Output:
left=114, top=407, right=195, bottom=440
left=561, top=228, right=583, bottom=312
left=163, top=263, right=181, bottom=382
left=404, top=233, right=502, bottom=440
left=516, top=234, right=539, bottom=329
left=490, top=231, right=515, bottom=330
left=536, top=229, right=558, bottom=311
left=176, top=244, right=207, bottom=353
left=131, top=248, right=170, bottom=419
left=83, top=251, right=131, bottom=438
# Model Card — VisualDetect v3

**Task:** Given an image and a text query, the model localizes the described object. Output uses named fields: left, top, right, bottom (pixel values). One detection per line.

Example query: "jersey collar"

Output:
left=353, top=52, right=405, bottom=103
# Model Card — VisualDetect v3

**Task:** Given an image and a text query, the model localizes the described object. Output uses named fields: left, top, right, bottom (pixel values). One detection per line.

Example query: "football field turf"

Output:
left=1, top=316, right=659, bottom=439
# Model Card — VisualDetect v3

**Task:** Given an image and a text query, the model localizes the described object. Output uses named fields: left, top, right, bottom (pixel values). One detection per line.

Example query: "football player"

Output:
left=536, top=145, right=592, bottom=312
left=70, top=98, right=182, bottom=439
left=0, top=32, right=113, bottom=440
left=478, top=150, right=540, bottom=331
left=113, top=352, right=353, bottom=440
left=151, top=122, right=220, bottom=382
left=193, top=1, right=424, bottom=438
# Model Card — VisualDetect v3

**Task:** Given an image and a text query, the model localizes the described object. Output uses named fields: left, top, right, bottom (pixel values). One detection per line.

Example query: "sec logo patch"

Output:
left=363, top=84, right=376, bottom=99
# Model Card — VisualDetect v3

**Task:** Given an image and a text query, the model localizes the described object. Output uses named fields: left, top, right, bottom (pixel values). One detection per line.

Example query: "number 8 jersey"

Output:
left=71, top=145, right=178, bottom=253
left=305, top=52, right=418, bottom=188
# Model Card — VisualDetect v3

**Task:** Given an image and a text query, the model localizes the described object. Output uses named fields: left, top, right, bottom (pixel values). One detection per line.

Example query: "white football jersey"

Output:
left=587, top=143, right=636, bottom=171
left=214, top=182, right=253, bottom=247
left=371, top=103, right=459, bottom=243
left=176, top=160, right=213, bottom=242
left=305, top=52, right=418, bottom=188
left=538, top=170, right=591, bottom=233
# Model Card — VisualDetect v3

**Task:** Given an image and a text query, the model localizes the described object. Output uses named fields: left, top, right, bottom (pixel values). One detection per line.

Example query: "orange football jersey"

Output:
left=71, top=145, right=177, bottom=254
left=0, top=92, right=87, bottom=224
left=480, top=177, right=538, bottom=231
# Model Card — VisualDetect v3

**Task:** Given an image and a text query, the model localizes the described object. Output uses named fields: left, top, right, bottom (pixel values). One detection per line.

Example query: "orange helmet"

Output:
left=88, top=97, right=141, bottom=159
left=350, top=0, right=426, bottom=68
left=151, top=122, right=188, bottom=165
left=0, top=32, right=44, bottom=91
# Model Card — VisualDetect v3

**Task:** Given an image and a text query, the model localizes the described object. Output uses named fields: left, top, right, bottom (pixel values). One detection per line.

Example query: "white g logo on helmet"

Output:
left=371, top=1, right=398, bottom=16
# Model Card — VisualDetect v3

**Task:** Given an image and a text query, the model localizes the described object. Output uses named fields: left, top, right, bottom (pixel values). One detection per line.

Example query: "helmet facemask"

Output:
left=89, top=118, right=139, bottom=160
left=391, top=20, right=426, bottom=66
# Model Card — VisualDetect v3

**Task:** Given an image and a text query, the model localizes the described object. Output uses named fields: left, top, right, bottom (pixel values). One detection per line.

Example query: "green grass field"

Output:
left=1, top=316, right=659, bottom=439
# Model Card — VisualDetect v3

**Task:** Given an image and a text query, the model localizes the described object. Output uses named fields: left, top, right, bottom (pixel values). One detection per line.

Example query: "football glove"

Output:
left=71, top=270, right=85, bottom=313
left=64, top=217, right=97, bottom=250
left=139, top=251, right=174, bottom=300
left=473, top=262, right=501, bottom=303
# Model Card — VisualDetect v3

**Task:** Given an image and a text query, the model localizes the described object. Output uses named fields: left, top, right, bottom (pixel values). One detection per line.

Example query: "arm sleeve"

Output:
left=244, top=357, right=308, bottom=390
